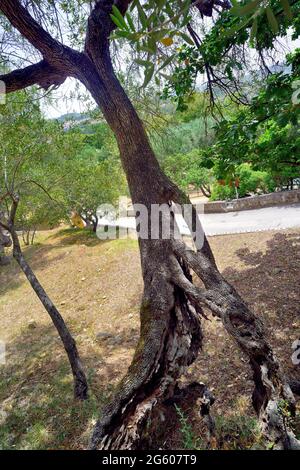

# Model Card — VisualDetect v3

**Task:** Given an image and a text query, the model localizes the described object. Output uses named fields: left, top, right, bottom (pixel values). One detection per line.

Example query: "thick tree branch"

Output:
left=85, top=0, right=131, bottom=61
left=0, top=60, right=68, bottom=93
left=172, top=238, right=224, bottom=288
left=0, top=0, right=63, bottom=59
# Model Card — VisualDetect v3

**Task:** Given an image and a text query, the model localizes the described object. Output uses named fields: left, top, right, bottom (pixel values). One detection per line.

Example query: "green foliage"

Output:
left=155, top=64, right=299, bottom=200
left=155, top=117, right=214, bottom=158
left=204, top=50, right=300, bottom=195
left=238, top=164, right=276, bottom=195
left=62, top=150, right=125, bottom=229
left=160, top=45, right=203, bottom=111
left=175, top=405, right=201, bottom=450
left=229, top=0, right=295, bottom=38
left=109, top=0, right=193, bottom=86
left=59, top=116, right=126, bottom=229
left=0, top=91, right=80, bottom=238
left=210, top=183, right=236, bottom=201
left=214, top=414, right=260, bottom=450
left=174, top=404, right=260, bottom=450
left=162, top=149, right=213, bottom=192
left=210, top=163, right=277, bottom=201
left=0, top=91, right=126, bottom=238
left=158, top=1, right=299, bottom=108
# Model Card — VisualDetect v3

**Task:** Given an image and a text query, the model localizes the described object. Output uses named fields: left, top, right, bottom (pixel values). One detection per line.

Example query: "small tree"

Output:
left=63, top=151, right=126, bottom=232
left=0, top=90, right=88, bottom=400
left=162, top=149, right=213, bottom=196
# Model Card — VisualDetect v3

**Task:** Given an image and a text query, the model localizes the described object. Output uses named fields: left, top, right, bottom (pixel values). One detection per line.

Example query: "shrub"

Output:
left=210, top=184, right=236, bottom=201
left=237, top=164, right=276, bottom=197
left=210, top=164, right=277, bottom=201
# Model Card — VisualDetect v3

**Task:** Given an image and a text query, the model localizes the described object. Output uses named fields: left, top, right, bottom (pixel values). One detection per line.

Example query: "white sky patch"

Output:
left=41, top=77, right=93, bottom=119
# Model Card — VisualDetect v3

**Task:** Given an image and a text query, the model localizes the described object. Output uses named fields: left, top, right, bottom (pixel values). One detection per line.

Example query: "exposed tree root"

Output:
left=89, top=241, right=203, bottom=449
left=90, top=233, right=300, bottom=450
left=171, top=238, right=300, bottom=450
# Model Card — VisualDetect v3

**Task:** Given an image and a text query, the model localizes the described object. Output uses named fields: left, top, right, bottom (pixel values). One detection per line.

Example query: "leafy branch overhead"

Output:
left=109, top=0, right=297, bottom=90
left=229, top=0, right=294, bottom=38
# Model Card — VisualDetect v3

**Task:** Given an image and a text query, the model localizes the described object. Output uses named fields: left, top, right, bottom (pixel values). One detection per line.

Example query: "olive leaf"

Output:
left=143, top=63, right=155, bottom=87
left=111, top=5, right=129, bottom=31
left=266, top=6, right=279, bottom=34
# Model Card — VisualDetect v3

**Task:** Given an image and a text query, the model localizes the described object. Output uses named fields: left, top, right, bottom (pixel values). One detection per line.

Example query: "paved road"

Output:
left=97, top=203, right=300, bottom=237
left=198, top=203, right=300, bottom=235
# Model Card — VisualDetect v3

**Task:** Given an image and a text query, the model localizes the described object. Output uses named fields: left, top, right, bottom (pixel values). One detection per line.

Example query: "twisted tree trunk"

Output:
left=0, top=0, right=298, bottom=451
left=0, top=218, right=11, bottom=266
left=79, top=8, right=299, bottom=448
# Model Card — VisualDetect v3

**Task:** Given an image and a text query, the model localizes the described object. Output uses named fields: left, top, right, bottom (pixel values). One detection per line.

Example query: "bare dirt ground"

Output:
left=0, top=227, right=299, bottom=449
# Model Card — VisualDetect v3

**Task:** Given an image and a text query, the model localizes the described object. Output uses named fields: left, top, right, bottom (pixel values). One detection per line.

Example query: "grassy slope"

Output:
left=0, top=227, right=299, bottom=449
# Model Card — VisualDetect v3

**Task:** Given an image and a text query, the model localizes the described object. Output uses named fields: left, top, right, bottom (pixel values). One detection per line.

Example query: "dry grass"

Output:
left=0, top=227, right=299, bottom=449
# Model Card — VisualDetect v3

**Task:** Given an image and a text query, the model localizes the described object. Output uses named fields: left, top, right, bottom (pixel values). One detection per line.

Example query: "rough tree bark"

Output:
left=0, top=217, right=11, bottom=266
left=0, top=0, right=299, bottom=450
left=0, top=198, right=88, bottom=400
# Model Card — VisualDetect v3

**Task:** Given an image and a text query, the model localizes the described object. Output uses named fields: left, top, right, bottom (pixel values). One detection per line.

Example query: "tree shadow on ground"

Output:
left=1, top=231, right=299, bottom=450
left=48, top=228, right=109, bottom=247
left=0, top=227, right=111, bottom=296
left=0, top=247, right=69, bottom=296
left=171, top=230, right=300, bottom=450
left=222, top=231, right=300, bottom=383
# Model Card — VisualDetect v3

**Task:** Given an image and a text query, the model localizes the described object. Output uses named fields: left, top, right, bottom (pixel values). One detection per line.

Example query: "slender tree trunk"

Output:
left=72, top=39, right=300, bottom=449
left=31, top=227, right=37, bottom=245
left=22, top=230, right=27, bottom=246
left=9, top=222, right=88, bottom=400
left=200, top=184, right=211, bottom=198
left=92, top=215, right=98, bottom=233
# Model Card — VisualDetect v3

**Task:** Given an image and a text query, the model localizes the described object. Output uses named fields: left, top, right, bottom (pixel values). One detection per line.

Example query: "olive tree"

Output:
left=0, top=0, right=299, bottom=450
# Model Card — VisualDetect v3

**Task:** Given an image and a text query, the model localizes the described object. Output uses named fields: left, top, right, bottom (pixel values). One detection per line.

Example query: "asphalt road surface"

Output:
left=97, top=203, right=300, bottom=237
left=197, top=203, right=300, bottom=235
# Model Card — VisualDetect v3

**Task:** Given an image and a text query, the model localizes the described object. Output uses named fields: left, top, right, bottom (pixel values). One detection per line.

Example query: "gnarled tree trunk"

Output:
left=0, top=217, right=11, bottom=266
left=0, top=0, right=299, bottom=451
left=78, top=3, right=299, bottom=450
